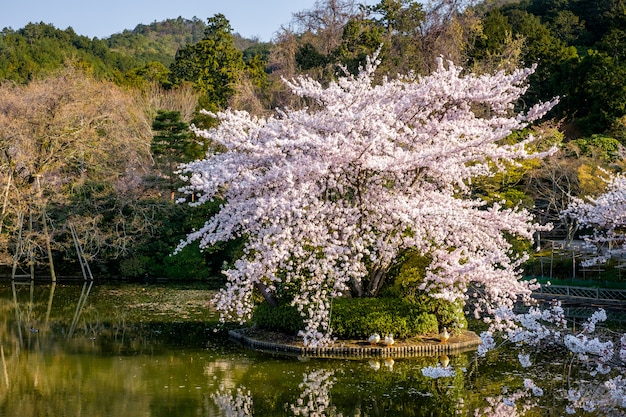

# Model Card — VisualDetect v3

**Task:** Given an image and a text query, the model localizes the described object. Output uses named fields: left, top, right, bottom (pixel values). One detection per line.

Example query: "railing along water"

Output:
left=536, top=285, right=626, bottom=301
left=532, top=284, right=626, bottom=322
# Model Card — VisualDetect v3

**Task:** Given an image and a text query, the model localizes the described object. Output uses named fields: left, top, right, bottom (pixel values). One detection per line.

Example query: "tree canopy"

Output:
left=176, top=52, right=557, bottom=346
left=168, top=14, right=245, bottom=111
left=3, top=0, right=626, bottom=286
left=0, top=66, right=153, bottom=264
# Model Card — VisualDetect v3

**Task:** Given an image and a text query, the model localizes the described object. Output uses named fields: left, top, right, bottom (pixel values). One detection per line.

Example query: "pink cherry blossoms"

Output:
left=563, top=171, right=626, bottom=266
left=177, top=51, right=557, bottom=346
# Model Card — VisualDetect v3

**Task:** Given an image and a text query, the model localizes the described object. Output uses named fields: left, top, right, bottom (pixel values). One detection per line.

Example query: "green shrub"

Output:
left=568, top=135, right=622, bottom=161
left=381, top=250, right=468, bottom=332
left=119, top=255, right=151, bottom=278
left=252, top=302, right=303, bottom=335
left=253, top=295, right=466, bottom=340
left=420, top=296, right=467, bottom=331
left=329, top=297, right=440, bottom=339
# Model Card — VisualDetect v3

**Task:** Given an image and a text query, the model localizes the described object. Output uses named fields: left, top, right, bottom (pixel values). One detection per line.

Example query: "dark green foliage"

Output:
left=119, top=255, right=152, bottom=278
left=330, top=297, right=439, bottom=339
left=114, top=199, right=222, bottom=280
left=0, top=23, right=137, bottom=83
left=558, top=51, right=626, bottom=135
left=151, top=110, right=204, bottom=188
left=242, top=42, right=272, bottom=64
left=478, top=0, right=626, bottom=136
left=252, top=302, right=304, bottom=335
left=159, top=246, right=208, bottom=280
left=168, top=14, right=244, bottom=110
left=295, top=43, right=329, bottom=71
left=253, top=295, right=465, bottom=339
left=334, top=19, right=385, bottom=75
left=471, top=10, right=514, bottom=61
left=120, top=242, right=212, bottom=280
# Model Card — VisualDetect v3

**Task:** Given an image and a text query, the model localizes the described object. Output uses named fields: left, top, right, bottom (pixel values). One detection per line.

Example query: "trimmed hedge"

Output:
left=330, top=297, right=439, bottom=339
left=252, top=296, right=465, bottom=339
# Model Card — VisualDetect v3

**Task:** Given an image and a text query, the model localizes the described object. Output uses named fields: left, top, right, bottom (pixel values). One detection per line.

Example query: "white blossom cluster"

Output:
left=563, top=171, right=626, bottom=266
left=421, top=363, right=456, bottom=378
left=523, top=378, right=544, bottom=397
left=289, top=369, right=341, bottom=417
left=177, top=50, right=557, bottom=346
left=477, top=302, right=567, bottom=358
left=475, top=302, right=626, bottom=415
left=212, top=386, right=254, bottom=417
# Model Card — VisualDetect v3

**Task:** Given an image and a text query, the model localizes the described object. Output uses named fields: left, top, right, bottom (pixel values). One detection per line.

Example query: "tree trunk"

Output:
left=254, top=280, right=278, bottom=307
left=351, top=276, right=363, bottom=298
left=366, top=266, right=387, bottom=297
left=34, top=176, right=56, bottom=282
left=0, top=171, right=12, bottom=236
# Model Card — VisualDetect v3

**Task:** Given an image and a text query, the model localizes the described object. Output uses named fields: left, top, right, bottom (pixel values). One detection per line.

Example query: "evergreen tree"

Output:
left=151, top=110, right=202, bottom=199
left=168, top=14, right=244, bottom=113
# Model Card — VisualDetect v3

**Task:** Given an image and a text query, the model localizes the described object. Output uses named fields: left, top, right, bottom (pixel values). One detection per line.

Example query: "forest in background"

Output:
left=1, top=0, right=625, bottom=281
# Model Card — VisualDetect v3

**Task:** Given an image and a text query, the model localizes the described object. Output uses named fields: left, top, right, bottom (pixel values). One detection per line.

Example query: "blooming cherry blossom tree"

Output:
left=562, top=171, right=626, bottom=266
left=177, top=51, right=557, bottom=346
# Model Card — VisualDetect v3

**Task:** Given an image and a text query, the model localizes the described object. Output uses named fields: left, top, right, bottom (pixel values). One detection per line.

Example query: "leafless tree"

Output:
left=140, top=82, right=200, bottom=123
left=292, top=0, right=361, bottom=54
left=0, top=65, right=155, bottom=273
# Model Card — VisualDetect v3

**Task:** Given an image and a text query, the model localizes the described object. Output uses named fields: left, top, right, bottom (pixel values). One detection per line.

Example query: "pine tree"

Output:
left=168, top=14, right=244, bottom=113
left=151, top=110, right=202, bottom=199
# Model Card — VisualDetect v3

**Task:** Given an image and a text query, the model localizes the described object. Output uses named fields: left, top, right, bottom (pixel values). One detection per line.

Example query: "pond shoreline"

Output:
left=229, top=327, right=482, bottom=358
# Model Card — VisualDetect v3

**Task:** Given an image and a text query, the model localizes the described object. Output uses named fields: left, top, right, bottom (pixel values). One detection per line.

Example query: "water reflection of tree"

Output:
left=213, top=355, right=470, bottom=417
left=460, top=304, right=626, bottom=416
left=0, top=284, right=597, bottom=416
left=8, top=281, right=97, bottom=346
left=289, top=369, right=340, bottom=416
left=213, top=386, right=254, bottom=417
left=10, top=280, right=57, bottom=347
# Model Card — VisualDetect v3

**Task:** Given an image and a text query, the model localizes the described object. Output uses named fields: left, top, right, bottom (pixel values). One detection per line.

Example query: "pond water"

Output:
left=0, top=280, right=620, bottom=416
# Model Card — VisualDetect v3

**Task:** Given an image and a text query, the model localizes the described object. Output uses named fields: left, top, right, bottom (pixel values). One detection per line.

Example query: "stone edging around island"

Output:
left=228, top=329, right=482, bottom=359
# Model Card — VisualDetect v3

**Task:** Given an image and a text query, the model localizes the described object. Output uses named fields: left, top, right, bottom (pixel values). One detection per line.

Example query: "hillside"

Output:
left=0, top=18, right=269, bottom=84
left=107, top=17, right=268, bottom=67
left=0, top=23, right=140, bottom=83
left=106, top=17, right=207, bottom=67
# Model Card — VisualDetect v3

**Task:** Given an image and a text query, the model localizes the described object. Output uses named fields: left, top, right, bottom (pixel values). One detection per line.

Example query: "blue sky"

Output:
left=1, top=0, right=321, bottom=41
